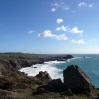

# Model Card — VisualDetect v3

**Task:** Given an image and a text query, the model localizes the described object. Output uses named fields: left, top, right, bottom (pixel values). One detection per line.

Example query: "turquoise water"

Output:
left=20, top=54, right=99, bottom=88
left=54, top=54, right=99, bottom=88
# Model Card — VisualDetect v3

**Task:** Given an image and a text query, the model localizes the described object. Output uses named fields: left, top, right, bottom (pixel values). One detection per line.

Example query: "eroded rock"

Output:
left=36, top=71, right=52, bottom=84
left=46, top=79, right=64, bottom=92
left=63, top=65, right=93, bottom=93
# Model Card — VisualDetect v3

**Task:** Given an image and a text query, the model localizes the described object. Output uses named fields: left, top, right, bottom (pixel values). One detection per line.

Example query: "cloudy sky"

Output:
left=0, top=0, right=99, bottom=54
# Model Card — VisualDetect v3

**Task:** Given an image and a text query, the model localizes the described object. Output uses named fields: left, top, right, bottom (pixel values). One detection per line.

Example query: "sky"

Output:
left=0, top=0, right=99, bottom=54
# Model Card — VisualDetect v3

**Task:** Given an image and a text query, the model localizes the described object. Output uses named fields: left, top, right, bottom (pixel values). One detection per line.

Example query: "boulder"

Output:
left=36, top=71, right=52, bottom=84
left=63, top=65, right=93, bottom=93
left=46, top=79, right=64, bottom=92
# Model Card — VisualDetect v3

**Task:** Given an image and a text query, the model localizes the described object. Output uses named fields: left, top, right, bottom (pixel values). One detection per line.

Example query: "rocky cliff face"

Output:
left=0, top=54, right=73, bottom=69
left=63, top=65, right=93, bottom=93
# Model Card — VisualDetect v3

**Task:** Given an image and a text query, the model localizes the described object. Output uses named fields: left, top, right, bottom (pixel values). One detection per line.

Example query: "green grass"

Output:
left=17, top=88, right=99, bottom=99
left=0, top=52, right=50, bottom=59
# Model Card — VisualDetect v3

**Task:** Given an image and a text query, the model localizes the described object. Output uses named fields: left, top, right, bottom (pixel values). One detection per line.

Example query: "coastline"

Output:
left=0, top=53, right=99, bottom=99
left=19, top=60, right=66, bottom=80
left=19, top=54, right=99, bottom=88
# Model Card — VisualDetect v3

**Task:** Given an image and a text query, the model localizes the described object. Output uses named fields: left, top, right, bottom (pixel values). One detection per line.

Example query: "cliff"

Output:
left=0, top=53, right=73, bottom=69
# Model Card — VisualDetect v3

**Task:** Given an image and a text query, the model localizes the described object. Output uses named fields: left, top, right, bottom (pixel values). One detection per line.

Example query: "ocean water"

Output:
left=20, top=54, right=99, bottom=88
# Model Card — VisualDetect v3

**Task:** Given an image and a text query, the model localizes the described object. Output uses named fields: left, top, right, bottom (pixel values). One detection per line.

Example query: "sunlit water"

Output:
left=20, top=54, right=99, bottom=88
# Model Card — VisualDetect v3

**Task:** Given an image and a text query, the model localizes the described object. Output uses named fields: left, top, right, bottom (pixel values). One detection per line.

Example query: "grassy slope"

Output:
left=0, top=52, right=53, bottom=59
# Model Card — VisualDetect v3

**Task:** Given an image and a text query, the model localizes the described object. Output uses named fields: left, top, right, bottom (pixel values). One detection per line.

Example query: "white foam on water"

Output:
left=19, top=61, right=63, bottom=80
left=44, top=60, right=65, bottom=64
left=86, top=57, right=91, bottom=58
left=66, top=57, right=80, bottom=62
left=75, top=57, right=82, bottom=59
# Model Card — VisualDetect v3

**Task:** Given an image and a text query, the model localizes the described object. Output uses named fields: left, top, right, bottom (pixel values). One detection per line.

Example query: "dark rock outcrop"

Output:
left=46, top=79, right=64, bottom=92
left=63, top=54, right=73, bottom=59
left=18, top=60, right=31, bottom=67
left=36, top=71, right=52, bottom=84
left=10, top=60, right=17, bottom=68
left=63, top=65, right=93, bottom=93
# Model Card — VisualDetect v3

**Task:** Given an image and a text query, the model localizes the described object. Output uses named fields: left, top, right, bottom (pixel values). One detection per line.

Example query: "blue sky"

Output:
left=0, top=0, right=99, bottom=54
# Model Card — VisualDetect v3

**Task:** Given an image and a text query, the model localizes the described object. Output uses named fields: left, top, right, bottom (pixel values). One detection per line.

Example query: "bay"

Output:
left=20, top=54, right=99, bottom=88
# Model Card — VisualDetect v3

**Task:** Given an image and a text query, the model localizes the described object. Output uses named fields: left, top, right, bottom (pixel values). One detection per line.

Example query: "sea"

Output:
left=19, top=54, right=99, bottom=88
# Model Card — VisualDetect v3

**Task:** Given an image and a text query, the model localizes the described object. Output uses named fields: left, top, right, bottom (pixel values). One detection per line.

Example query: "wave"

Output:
left=44, top=60, right=66, bottom=64
left=19, top=61, right=63, bottom=80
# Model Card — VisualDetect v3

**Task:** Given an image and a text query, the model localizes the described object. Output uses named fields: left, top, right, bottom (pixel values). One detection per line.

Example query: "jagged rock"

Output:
left=36, top=71, right=52, bottom=84
left=63, top=65, right=93, bottom=93
left=46, top=79, right=64, bottom=92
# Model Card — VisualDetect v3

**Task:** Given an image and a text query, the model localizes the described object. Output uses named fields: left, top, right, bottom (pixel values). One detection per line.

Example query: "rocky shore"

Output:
left=33, top=65, right=94, bottom=94
left=0, top=53, right=99, bottom=99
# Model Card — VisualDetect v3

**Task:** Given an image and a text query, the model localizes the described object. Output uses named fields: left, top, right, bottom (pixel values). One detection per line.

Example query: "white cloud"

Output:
left=88, top=4, right=94, bottom=8
left=78, top=2, right=86, bottom=7
left=56, top=25, right=68, bottom=31
left=56, top=19, right=63, bottom=24
left=62, top=5, right=70, bottom=10
left=51, top=2, right=70, bottom=12
left=38, top=30, right=52, bottom=37
left=28, top=30, right=35, bottom=34
left=71, top=39, right=75, bottom=42
left=51, top=3, right=59, bottom=12
left=71, top=39, right=85, bottom=44
left=55, top=34, right=68, bottom=40
left=69, top=27, right=83, bottom=34
left=51, top=8, right=56, bottom=12
left=38, top=30, right=68, bottom=40
left=78, top=2, right=94, bottom=7
left=51, top=3, right=60, bottom=8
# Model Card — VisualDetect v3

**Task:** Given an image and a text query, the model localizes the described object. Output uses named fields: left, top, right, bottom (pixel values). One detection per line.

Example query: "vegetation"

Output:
left=0, top=52, right=52, bottom=59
